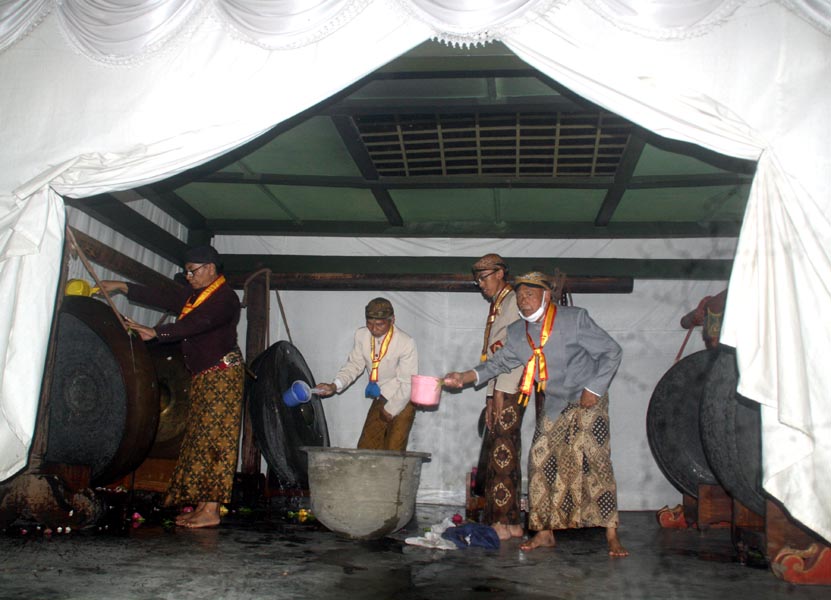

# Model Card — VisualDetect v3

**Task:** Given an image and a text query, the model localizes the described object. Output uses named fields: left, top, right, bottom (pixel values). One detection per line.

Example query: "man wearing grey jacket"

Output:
left=444, top=271, right=627, bottom=557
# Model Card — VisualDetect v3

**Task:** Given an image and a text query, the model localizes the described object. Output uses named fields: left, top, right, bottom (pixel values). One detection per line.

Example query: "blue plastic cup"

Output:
left=283, top=380, right=312, bottom=407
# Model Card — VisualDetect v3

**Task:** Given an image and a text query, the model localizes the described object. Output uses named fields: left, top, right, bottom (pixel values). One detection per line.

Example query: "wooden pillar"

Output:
left=732, top=499, right=766, bottom=567
left=240, top=274, right=268, bottom=474
left=696, top=483, right=732, bottom=530
left=682, top=493, right=698, bottom=528
left=733, top=499, right=765, bottom=530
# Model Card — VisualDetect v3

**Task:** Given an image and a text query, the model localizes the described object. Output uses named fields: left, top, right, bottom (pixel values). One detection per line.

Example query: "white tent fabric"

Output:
left=1, top=0, right=830, bottom=542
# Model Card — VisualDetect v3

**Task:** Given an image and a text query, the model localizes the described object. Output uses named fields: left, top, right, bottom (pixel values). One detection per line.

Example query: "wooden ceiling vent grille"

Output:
left=354, top=112, right=633, bottom=178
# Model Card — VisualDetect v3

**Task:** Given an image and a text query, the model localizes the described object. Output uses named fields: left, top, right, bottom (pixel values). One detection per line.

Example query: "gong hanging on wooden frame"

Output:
left=145, top=342, right=191, bottom=459
left=699, top=347, right=765, bottom=516
left=247, top=340, right=329, bottom=489
left=45, top=296, right=159, bottom=485
left=646, top=350, right=718, bottom=498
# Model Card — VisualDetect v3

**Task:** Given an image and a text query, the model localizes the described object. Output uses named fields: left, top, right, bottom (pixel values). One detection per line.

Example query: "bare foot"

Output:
left=180, top=502, right=221, bottom=529
left=491, top=523, right=513, bottom=541
left=175, top=505, right=199, bottom=525
left=181, top=512, right=220, bottom=529
left=520, top=530, right=556, bottom=551
left=175, top=502, right=204, bottom=520
left=174, top=512, right=194, bottom=525
left=508, top=524, right=524, bottom=538
left=606, top=527, right=628, bottom=557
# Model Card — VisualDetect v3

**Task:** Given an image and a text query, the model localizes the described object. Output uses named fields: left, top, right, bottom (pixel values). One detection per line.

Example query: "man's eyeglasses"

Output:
left=184, top=264, right=208, bottom=278
left=473, top=269, right=498, bottom=284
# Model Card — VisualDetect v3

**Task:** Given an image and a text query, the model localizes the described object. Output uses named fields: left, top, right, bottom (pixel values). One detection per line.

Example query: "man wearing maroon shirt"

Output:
left=98, top=245, right=242, bottom=529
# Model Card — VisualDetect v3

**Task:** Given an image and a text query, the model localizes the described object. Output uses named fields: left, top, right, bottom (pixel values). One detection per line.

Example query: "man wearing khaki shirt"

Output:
left=472, top=254, right=526, bottom=541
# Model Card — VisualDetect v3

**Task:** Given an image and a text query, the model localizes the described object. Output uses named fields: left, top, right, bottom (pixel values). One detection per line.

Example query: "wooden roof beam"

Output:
left=332, top=114, right=403, bottom=227
left=594, top=133, right=647, bottom=226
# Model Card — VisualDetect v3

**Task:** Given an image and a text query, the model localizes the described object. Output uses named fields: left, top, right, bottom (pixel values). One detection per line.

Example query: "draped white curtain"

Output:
left=1, top=0, right=830, bottom=542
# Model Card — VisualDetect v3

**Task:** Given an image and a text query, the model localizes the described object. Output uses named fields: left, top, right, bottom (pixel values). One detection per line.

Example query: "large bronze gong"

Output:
left=45, top=296, right=159, bottom=485
left=646, top=350, right=718, bottom=497
left=699, top=347, right=765, bottom=515
left=247, top=341, right=329, bottom=489
left=146, top=343, right=191, bottom=459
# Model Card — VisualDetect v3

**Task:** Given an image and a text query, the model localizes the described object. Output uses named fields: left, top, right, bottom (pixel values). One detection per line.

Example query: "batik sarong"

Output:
left=527, top=393, right=619, bottom=531
left=165, top=362, right=244, bottom=505
left=483, top=391, right=526, bottom=526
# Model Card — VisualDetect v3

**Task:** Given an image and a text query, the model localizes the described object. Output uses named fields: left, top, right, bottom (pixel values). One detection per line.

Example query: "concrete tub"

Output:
left=301, top=447, right=431, bottom=540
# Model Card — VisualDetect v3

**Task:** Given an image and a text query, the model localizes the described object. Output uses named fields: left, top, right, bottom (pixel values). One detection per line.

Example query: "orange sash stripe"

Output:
left=481, top=285, right=512, bottom=362
left=518, top=302, right=557, bottom=407
left=369, top=325, right=394, bottom=382
left=178, top=275, right=226, bottom=319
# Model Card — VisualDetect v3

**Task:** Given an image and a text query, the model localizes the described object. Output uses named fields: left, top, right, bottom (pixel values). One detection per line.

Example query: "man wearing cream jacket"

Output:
left=317, top=297, right=418, bottom=451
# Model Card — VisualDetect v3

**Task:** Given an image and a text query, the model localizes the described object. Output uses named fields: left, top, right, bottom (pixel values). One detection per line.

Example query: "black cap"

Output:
left=183, top=245, right=220, bottom=267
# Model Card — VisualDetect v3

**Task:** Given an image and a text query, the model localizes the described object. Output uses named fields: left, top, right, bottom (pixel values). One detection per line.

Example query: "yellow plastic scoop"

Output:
left=65, top=279, right=99, bottom=297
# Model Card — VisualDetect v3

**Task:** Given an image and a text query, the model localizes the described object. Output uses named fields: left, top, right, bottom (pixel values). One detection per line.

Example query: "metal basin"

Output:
left=301, top=447, right=430, bottom=540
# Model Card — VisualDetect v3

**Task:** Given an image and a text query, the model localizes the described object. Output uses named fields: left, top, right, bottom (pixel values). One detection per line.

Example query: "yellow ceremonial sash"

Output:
left=369, top=325, right=394, bottom=382
left=518, top=302, right=557, bottom=407
left=178, top=275, right=226, bottom=319
left=481, top=285, right=512, bottom=362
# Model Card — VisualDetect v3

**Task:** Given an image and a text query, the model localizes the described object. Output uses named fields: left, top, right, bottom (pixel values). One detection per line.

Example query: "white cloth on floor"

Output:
left=404, top=517, right=458, bottom=550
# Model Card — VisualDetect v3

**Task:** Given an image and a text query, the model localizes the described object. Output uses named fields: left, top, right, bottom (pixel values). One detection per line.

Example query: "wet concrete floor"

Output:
left=1, top=502, right=829, bottom=600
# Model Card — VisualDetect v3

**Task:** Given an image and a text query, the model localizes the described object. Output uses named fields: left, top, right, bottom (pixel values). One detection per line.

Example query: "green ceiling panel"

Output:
left=353, top=78, right=490, bottom=101
left=177, top=183, right=292, bottom=220
left=263, top=185, right=385, bottom=221
left=221, top=117, right=361, bottom=177
left=391, top=188, right=604, bottom=223
left=706, top=184, right=751, bottom=220
left=495, top=77, right=561, bottom=98
left=635, top=144, right=729, bottom=177
left=498, top=188, right=605, bottom=222
left=614, top=185, right=750, bottom=222
left=392, top=188, right=494, bottom=221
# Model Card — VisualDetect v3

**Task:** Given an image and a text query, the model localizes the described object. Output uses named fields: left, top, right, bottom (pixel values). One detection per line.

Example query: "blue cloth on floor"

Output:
left=440, top=524, right=500, bottom=549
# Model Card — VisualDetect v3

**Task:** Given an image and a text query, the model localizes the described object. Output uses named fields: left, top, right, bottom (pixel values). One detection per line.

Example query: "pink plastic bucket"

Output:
left=410, top=375, right=441, bottom=407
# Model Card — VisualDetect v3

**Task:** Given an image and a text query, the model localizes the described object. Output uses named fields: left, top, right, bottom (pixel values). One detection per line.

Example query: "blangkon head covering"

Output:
left=472, top=253, right=508, bottom=274
left=512, top=271, right=553, bottom=290
left=365, top=297, right=394, bottom=319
